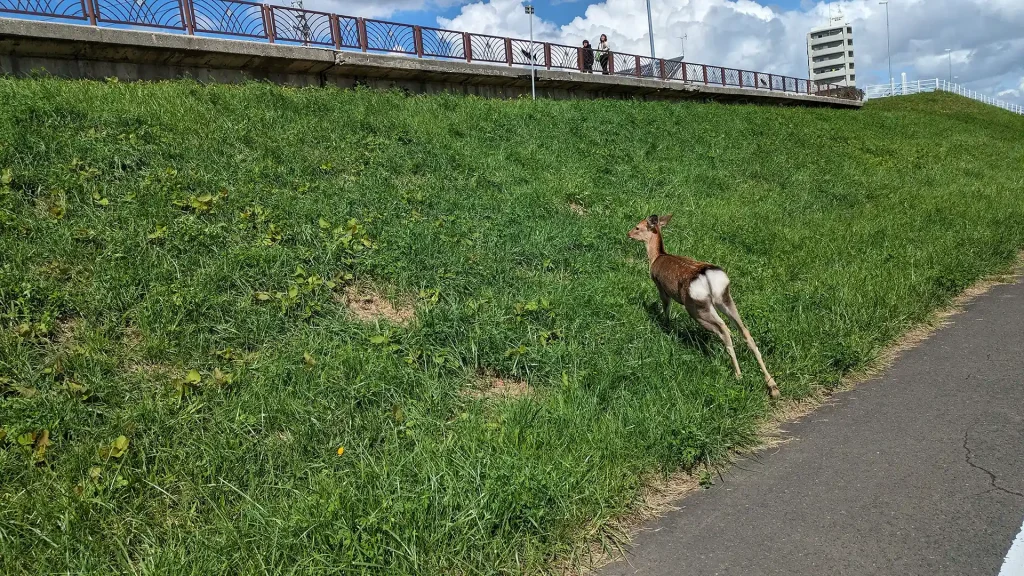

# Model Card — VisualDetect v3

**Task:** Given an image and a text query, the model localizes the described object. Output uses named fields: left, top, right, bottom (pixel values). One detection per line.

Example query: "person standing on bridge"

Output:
left=582, top=40, right=595, bottom=73
left=597, top=34, right=611, bottom=74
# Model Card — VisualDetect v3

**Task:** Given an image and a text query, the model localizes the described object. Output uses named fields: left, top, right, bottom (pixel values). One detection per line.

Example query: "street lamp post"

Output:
left=646, top=0, right=656, bottom=58
left=525, top=4, right=536, bottom=100
left=945, top=48, right=952, bottom=86
left=879, top=1, right=891, bottom=85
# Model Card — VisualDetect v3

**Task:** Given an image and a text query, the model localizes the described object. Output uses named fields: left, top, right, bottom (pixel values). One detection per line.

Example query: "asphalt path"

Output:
left=601, top=277, right=1024, bottom=576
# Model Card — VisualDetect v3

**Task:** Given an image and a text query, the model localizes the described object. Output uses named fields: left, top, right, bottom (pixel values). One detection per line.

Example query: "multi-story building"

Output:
left=807, top=23, right=856, bottom=87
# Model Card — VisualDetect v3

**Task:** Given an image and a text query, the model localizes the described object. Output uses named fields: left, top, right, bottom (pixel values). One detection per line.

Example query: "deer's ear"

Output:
left=647, top=215, right=659, bottom=228
left=660, top=214, right=673, bottom=226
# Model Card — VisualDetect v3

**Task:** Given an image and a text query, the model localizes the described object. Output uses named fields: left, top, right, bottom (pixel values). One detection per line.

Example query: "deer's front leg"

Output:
left=658, top=289, right=672, bottom=324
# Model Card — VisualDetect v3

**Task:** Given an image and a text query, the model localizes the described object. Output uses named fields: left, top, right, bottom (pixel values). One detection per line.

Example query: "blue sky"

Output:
left=393, top=0, right=805, bottom=28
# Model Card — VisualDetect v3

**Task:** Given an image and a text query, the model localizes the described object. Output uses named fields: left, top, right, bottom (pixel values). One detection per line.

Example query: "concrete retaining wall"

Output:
left=0, top=18, right=862, bottom=108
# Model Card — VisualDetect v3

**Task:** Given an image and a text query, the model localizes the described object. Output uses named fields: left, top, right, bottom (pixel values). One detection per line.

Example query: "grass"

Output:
left=0, top=79, right=1022, bottom=574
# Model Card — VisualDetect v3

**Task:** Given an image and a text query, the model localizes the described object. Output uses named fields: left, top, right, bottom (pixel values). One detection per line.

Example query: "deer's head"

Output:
left=628, top=214, right=672, bottom=242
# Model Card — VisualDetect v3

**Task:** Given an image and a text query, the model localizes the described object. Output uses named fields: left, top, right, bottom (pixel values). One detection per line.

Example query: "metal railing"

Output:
left=0, top=0, right=862, bottom=101
left=864, top=78, right=1023, bottom=116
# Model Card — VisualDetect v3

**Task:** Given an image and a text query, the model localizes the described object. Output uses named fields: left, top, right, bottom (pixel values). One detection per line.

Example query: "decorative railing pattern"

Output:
left=94, top=0, right=184, bottom=29
left=364, top=18, right=414, bottom=54
left=3, top=0, right=86, bottom=19
left=0, top=0, right=860, bottom=100
left=271, top=6, right=332, bottom=47
left=468, top=33, right=506, bottom=64
left=421, top=26, right=463, bottom=60
left=190, top=0, right=264, bottom=38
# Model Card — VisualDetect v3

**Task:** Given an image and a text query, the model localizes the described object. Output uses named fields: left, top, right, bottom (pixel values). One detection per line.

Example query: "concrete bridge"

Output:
left=0, top=18, right=862, bottom=108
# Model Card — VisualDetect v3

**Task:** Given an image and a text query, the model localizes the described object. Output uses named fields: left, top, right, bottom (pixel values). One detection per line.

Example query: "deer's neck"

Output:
left=645, top=233, right=665, bottom=266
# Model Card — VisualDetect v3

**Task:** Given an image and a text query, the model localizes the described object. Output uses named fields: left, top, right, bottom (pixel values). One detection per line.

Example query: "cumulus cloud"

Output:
left=438, top=0, right=1024, bottom=104
left=306, top=0, right=464, bottom=19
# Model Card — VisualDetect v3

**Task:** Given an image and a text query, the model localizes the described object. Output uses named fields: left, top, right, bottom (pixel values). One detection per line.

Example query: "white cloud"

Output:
left=305, top=0, right=466, bottom=19
left=437, top=0, right=1024, bottom=104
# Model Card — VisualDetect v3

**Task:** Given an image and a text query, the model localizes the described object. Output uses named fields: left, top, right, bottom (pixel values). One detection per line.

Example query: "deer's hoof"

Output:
left=769, top=387, right=781, bottom=399
left=734, top=372, right=743, bottom=381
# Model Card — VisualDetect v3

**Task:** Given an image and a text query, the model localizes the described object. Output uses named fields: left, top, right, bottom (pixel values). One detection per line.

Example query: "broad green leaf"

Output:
left=185, top=369, right=202, bottom=384
left=15, top=386, right=37, bottom=398
left=33, top=430, right=50, bottom=463
left=99, top=435, right=130, bottom=459
left=67, top=381, right=91, bottom=400
left=212, top=368, right=233, bottom=386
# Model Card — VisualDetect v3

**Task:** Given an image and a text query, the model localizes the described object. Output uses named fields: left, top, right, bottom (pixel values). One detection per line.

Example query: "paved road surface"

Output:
left=601, top=277, right=1024, bottom=576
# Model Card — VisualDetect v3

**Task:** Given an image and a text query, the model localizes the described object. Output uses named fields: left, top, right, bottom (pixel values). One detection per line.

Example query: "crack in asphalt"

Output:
left=962, top=427, right=1024, bottom=499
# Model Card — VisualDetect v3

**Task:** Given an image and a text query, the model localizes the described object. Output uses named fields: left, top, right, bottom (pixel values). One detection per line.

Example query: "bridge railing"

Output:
left=0, top=0, right=861, bottom=101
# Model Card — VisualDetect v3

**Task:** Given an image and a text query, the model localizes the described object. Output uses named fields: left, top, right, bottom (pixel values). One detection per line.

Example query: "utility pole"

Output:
left=525, top=4, right=536, bottom=100
left=645, top=0, right=656, bottom=58
left=879, top=0, right=891, bottom=84
left=945, top=48, right=952, bottom=85
left=291, top=0, right=311, bottom=45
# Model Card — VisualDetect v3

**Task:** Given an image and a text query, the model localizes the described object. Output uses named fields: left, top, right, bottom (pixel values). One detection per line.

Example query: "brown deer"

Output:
left=628, top=214, right=780, bottom=398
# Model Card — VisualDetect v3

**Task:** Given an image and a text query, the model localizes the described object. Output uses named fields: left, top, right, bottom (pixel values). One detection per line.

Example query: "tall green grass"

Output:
left=1, top=79, right=1022, bottom=574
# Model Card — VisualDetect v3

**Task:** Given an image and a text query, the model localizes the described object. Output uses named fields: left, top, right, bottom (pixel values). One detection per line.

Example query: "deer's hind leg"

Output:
left=686, top=298, right=742, bottom=380
left=715, top=287, right=780, bottom=398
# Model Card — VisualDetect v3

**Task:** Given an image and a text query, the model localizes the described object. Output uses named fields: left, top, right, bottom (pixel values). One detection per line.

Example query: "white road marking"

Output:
left=999, top=514, right=1024, bottom=576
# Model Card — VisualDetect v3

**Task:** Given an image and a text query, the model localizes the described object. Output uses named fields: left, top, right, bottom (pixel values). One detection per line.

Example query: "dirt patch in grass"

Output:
left=121, top=325, right=144, bottom=353
left=563, top=252, right=1024, bottom=576
left=34, top=193, right=66, bottom=221
left=37, top=259, right=73, bottom=281
left=52, top=316, right=80, bottom=347
left=569, top=202, right=587, bottom=216
left=336, top=285, right=415, bottom=325
left=127, top=362, right=177, bottom=382
left=467, top=374, right=533, bottom=400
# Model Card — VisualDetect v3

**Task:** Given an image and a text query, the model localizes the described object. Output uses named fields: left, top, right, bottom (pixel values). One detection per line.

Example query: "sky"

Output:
left=306, top=0, right=1024, bottom=105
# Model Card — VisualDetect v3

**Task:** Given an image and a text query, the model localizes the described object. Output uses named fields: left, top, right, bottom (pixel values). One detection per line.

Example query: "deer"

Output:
left=628, top=214, right=780, bottom=399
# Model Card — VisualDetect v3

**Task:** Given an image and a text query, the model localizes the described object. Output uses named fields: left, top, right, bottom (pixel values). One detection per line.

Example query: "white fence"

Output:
left=864, top=78, right=1023, bottom=116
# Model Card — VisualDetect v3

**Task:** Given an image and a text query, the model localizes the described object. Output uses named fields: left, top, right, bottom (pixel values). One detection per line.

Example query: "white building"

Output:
left=807, top=23, right=856, bottom=87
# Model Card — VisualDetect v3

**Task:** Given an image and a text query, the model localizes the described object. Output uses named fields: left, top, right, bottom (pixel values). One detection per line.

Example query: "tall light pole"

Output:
left=945, top=48, right=952, bottom=85
left=646, top=0, right=656, bottom=58
left=677, top=34, right=687, bottom=59
left=291, top=0, right=311, bottom=45
left=879, top=0, right=891, bottom=84
left=525, top=4, right=536, bottom=100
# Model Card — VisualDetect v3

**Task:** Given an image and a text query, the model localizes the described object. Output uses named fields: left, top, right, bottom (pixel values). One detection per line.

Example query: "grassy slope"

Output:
left=0, top=80, right=1022, bottom=574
